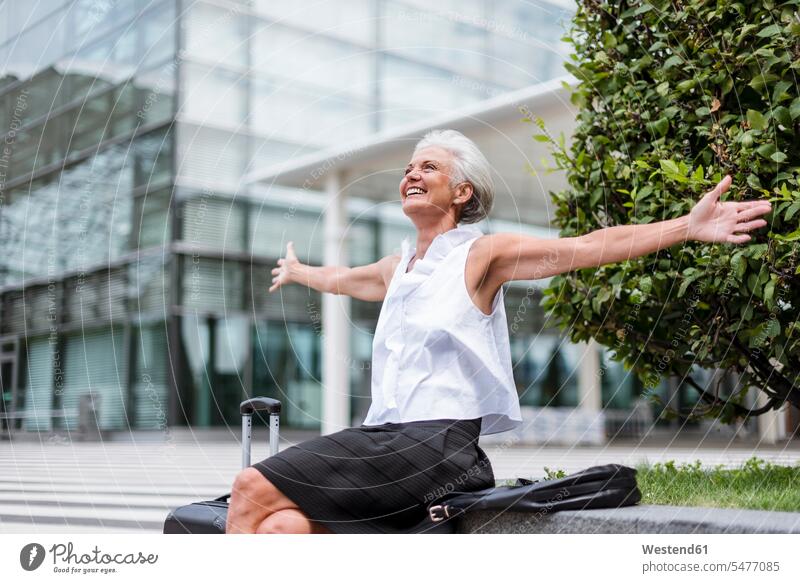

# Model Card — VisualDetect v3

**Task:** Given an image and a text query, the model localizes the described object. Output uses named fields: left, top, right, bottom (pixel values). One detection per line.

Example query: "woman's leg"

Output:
left=226, top=467, right=303, bottom=534
left=255, top=508, right=332, bottom=534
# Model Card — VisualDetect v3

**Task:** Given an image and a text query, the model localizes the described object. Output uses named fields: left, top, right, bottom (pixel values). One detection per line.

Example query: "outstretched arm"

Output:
left=269, top=241, right=397, bottom=301
left=484, top=176, right=772, bottom=283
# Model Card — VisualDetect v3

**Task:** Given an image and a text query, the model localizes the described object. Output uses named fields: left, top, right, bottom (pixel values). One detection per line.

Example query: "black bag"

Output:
left=426, top=463, right=641, bottom=524
left=163, top=397, right=281, bottom=534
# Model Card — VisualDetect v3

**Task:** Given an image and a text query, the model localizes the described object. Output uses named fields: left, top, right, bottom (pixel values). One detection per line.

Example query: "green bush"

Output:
left=537, top=0, right=800, bottom=422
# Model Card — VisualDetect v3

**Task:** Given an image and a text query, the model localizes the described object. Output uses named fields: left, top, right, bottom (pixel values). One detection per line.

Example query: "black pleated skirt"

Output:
left=251, top=417, right=495, bottom=534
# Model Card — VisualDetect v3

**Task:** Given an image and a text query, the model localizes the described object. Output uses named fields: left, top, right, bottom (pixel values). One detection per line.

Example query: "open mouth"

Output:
left=405, top=187, right=426, bottom=198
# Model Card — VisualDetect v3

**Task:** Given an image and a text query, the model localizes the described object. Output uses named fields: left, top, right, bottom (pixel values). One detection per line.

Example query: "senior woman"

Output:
left=226, top=129, right=771, bottom=534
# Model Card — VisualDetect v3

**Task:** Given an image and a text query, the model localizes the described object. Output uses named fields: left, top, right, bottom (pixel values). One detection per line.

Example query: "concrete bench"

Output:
left=456, top=504, right=800, bottom=534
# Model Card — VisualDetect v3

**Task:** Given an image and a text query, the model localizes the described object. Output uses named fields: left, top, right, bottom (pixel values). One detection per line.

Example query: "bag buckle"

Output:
left=428, top=504, right=449, bottom=522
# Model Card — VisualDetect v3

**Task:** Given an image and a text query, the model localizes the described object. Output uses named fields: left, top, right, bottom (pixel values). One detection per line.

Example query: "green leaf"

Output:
left=772, top=228, right=800, bottom=242
left=746, top=109, right=767, bottom=130
left=758, top=264, right=769, bottom=285
left=766, top=319, right=781, bottom=339
left=772, top=80, right=792, bottom=103
left=747, top=272, right=759, bottom=293
left=756, top=24, right=783, bottom=37
left=602, top=31, right=617, bottom=49
left=749, top=73, right=779, bottom=92
left=746, top=174, right=762, bottom=190
left=646, top=117, right=669, bottom=137
left=772, top=106, right=792, bottom=127
left=789, top=97, right=800, bottom=119
left=533, top=134, right=551, bottom=142
left=659, top=160, right=681, bottom=175
left=663, top=55, right=683, bottom=69
left=770, top=151, right=788, bottom=163
left=756, top=143, right=776, bottom=159
left=731, top=253, right=747, bottom=279
left=785, top=202, right=800, bottom=221
left=764, top=279, right=776, bottom=309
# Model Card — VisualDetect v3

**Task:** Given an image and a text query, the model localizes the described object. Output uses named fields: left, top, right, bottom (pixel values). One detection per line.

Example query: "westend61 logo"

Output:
left=19, top=542, right=158, bottom=575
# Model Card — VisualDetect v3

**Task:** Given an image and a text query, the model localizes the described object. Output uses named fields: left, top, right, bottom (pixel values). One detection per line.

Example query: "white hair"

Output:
left=413, top=129, right=494, bottom=224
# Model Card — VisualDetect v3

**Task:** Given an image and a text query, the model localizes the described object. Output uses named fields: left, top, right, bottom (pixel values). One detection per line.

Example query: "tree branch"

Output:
left=683, top=375, right=777, bottom=418
left=729, top=335, right=800, bottom=408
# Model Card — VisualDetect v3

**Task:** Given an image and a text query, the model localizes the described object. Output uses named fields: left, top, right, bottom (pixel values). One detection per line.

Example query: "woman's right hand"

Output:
left=269, top=241, right=299, bottom=293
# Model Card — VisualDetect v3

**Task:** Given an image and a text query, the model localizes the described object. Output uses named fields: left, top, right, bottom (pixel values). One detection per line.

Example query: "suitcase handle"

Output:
left=240, top=397, right=281, bottom=415
left=240, top=397, right=281, bottom=469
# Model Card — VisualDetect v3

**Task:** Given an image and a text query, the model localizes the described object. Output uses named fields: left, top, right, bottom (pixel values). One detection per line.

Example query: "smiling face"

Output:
left=400, top=146, right=471, bottom=224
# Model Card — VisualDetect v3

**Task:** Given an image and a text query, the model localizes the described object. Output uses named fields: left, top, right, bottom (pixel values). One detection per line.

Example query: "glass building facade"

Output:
left=0, top=0, right=657, bottom=435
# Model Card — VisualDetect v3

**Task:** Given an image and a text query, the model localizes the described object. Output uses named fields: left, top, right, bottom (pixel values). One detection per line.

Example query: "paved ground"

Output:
left=1, top=432, right=799, bottom=534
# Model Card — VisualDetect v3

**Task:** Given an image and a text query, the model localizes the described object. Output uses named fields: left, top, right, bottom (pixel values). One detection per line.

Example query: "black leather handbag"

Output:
left=163, top=397, right=281, bottom=534
left=425, top=463, right=641, bottom=524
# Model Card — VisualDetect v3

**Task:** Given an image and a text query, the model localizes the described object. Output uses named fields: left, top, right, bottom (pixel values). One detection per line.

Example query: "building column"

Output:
left=577, top=337, right=604, bottom=444
left=577, top=338, right=602, bottom=411
left=757, top=390, right=787, bottom=444
left=321, top=170, right=351, bottom=435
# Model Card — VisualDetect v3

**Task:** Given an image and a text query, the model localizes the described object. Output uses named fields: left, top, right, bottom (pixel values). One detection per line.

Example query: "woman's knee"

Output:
left=255, top=509, right=321, bottom=534
left=232, top=469, right=275, bottom=504
left=231, top=468, right=292, bottom=512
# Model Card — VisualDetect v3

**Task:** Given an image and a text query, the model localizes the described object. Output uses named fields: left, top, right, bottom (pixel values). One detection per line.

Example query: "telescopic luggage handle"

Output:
left=240, top=397, right=282, bottom=469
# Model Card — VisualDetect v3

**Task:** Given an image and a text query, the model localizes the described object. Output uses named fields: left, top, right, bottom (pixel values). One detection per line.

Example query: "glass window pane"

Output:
left=61, top=326, right=128, bottom=431
left=134, top=61, right=177, bottom=127
left=381, top=56, right=477, bottom=115
left=71, top=0, right=137, bottom=48
left=252, top=0, right=373, bottom=46
left=6, top=117, right=66, bottom=179
left=69, top=90, right=115, bottom=151
left=347, top=220, right=376, bottom=266
left=4, top=12, right=67, bottom=81
left=22, top=336, right=54, bottom=432
left=176, top=124, right=246, bottom=185
left=251, top=23, right=373, bottom=101
left=129, top=253, right=169, bottom=315
left=181, top=195, right=245, bottom=252
left=69, top=35, right=136, bottom=97
left=180, top=313, right=212, bottom=426
left=138, top=2, right=176, bottom=69
left=134, top=187, right=172, bottom=250
left=382, top=1, right=487, bottom=79
left=132, top=323, right=169, bottom=430
left=215, top=316, right=249, bottom=374
left=184, top=2, right=247, bottom=68
left=252, top=320, right=322, bottom=429
left=182, top=257, right=244, bottom=311
left=250, top=205, right=324, bottom=265
left=134, top=126, right=173, bottom=187
left=182, top=63, right=246, bottom=126
left=251, top=79, right=372, bottom=146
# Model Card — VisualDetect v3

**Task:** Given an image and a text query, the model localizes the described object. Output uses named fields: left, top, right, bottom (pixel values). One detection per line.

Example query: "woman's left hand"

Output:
left=687, top=175, right=772, bottom=244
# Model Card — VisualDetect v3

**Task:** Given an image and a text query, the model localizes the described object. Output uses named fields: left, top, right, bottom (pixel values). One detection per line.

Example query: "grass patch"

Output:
left=636, top=457, right=800, bottom=512
left=499, top=457, right=800, bottom=512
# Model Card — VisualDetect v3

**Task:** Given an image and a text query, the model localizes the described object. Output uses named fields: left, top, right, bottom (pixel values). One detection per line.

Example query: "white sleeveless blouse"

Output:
left=362, top=223, right=522, bottom=436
